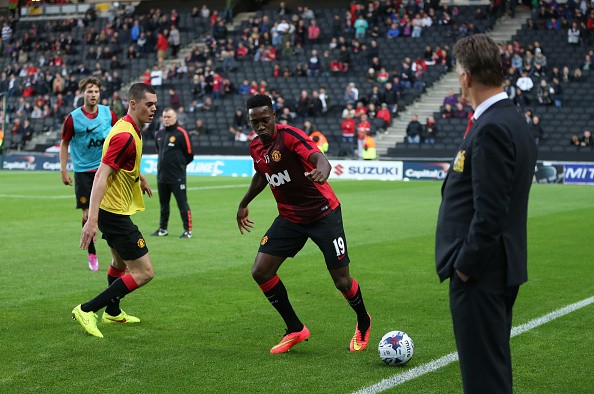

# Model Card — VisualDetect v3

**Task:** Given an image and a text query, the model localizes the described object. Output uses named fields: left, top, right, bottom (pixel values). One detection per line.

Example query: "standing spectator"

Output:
left=376, top=103, right=392, bottom=129
left=341, top=112, right=356, bottom=157
left=567, top=22, right=581, bottom=46
left=354, top=15, right=368, bottom=41
left=155, top=31, right=169, bottom=67
left=152, top=108, right=194, bottom=239
left=531, top=116, right=544, bottom=145
left=297, top=90, right=313, bottom=117
left=307, top=49, right=321, bottom=77
left=406, top=114, right=423, bottom=143
left=168, top=25, right=181, bottom=59
left=411, top=14, right=423, bottom=38
left=357, top=114, right=371, bottom=158
left=307, top=20, right=321, bottom=44
left=169, top=88, right=181, bottom=110
left=420, top=115, right=438, bottom=144
left=1, top=22, right=12, bottom=44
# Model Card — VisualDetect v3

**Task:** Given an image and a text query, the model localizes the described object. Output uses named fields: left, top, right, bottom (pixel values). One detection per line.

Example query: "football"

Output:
left=378, top=330, right=415, bottom=366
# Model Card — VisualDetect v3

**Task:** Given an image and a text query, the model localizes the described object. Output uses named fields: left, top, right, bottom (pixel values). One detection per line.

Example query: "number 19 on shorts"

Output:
left=333, top=237, right=346, bottom=256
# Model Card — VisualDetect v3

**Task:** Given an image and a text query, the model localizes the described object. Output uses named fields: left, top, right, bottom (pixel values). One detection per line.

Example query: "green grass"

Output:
left=0, top=172, right=592, bottom=393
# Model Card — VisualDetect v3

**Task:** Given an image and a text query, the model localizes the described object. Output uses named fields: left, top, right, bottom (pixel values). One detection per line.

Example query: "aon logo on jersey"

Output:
left=266, top=170, right=291, bottom=187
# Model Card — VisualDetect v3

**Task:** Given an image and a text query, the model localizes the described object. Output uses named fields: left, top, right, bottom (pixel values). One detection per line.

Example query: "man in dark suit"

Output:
left=435, top=34, right=537, bottom=393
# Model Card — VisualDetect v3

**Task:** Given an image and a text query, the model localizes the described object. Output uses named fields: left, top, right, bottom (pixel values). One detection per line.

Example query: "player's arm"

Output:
left=139, top=173, right=153, bottom=197
left=80, top=162, right=114, bottom=249
left=236, top=171, right=268, bottom=234
left=305, top=151, right=331, bottom=184
left=59, top=140, right=73, bottom=185
left=60, top=115, right=74, bottom=185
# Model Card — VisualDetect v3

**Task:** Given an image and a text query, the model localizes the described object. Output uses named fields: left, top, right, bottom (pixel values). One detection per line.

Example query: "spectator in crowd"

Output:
left=307, top=49, right=321, bottom=77
left=570, top=134, right=580, bottom=146
left=155, top=30, right=169, bottom=67
left=341, top=112, right=356, bottom=157
left=516, top=71, right=534, bottom=92
left=376, top=103, right=392, bottom=130
left=382, top=82, right=399, bottom=115
left=310, top=130, right=329, bottom=154
left=579, top=130, right=592, bottom=147
left=442, top=103, right=454, bottom=118
left=424, top=115, right=438, bottom=144
left=357, top=113, right=371, bottom=158
left=567, top=22, right=581, bottom=46
left=229, top=108, right=247, bottom=135
left=453, top=103, right=469, bottom=119
left=354, top=15, right=368, bottom=41
left=190, top=119, right=209, bottom=136
left=531, top=116, right=544, bottom=145
left=444, top=89, right=459, bottom=107
left=169, top=88, right=181, bottom=111
left=550, top=77, right=563, bottom=109
left=406, top=114, right=423, bottom=143
left=307, top=19, right=320, bottom=44
left=537, top=80, right=553, bottom=106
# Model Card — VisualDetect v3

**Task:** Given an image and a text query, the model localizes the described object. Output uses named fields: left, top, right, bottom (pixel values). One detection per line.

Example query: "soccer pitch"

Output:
left=0, top=172, right=592, bottom=393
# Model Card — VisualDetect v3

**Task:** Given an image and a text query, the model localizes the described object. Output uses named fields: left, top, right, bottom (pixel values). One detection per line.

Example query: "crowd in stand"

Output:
left=2, top=0, right=593, bottom=155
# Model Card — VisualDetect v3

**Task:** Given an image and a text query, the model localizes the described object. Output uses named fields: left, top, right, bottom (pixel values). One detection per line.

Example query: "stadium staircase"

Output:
left=376, top=7, right=532, bottom=157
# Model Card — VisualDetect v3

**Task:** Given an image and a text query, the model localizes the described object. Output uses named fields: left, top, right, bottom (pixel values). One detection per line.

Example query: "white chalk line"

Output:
left=353, top=295, right=594, bottom=394
left=0, top=184, right=250, bottom=199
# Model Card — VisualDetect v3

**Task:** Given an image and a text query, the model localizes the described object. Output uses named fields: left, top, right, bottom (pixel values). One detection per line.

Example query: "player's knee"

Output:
left=333, top=276, right=351, bottom=294
left=251, top=264, right=273, bottom=284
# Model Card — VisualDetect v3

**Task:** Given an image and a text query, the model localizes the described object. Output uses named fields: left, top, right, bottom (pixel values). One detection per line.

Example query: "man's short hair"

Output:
left=128, top=83, right=156, bottom=103
left=453, top=34, right=503, bottom=88
left=79, top=77, right=101, bottom=92
left=246, top=94, right=273, bottom=112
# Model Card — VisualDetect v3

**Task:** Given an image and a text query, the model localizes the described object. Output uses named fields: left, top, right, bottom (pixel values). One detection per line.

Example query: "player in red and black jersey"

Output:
left=236, top=94, right=371, bottom=354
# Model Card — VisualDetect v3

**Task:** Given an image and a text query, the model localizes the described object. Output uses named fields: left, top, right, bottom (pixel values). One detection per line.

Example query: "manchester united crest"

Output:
left=80, top=196, right=87, bottom=204
left=271, top=150, right=281, bottom=162
left=138, top=238, right=146, bottom=248
left=260, top=236, right=268, bottom=245
left=453, top=150, right=465, bottom=173
left=169, top=136, right=176, bottom=143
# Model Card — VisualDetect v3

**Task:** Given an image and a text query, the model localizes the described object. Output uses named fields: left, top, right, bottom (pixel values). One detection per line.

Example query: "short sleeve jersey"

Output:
left=250, top=124, right=340, bottom=224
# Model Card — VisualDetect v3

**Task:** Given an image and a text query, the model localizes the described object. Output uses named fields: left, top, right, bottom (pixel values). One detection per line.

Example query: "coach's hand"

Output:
left=80, top=220, right=98, bottom=249
left=237, top=206, right=254, bottom=234
left=139, top=174, right=153, bottom=197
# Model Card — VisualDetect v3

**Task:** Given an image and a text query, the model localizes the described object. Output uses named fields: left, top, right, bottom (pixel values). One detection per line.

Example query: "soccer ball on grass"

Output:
left=378, top=330, right=414, bottom=366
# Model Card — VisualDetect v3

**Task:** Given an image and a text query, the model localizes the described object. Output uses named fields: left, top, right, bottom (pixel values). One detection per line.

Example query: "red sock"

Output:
left=259, top=275, right=280, bottom=292
left=342, top=278, right=359, bottom=299
left=122, top=273, right=139, bottom=291
left=108, top=265, right=126, bottom=278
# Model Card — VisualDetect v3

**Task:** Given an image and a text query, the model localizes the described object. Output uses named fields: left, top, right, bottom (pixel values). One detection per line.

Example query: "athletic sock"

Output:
left=83, top=219, right=97, bottom=255
left=105, top=266, right=127, bottom=316
left=259, top=275, right=303, bottom=333
left=342, top=279, right=370, bottom=333
left=81, top=274, right=139, bottom=313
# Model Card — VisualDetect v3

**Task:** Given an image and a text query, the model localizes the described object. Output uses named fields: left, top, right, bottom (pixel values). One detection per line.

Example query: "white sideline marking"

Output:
left=353, top=295, right=594, bottom=394
left=0, top=184, right=250, bottom=199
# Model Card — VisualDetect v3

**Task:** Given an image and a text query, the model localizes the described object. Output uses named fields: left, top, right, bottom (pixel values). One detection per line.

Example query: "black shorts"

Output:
left=74, top=171, right=96, bottom=209
left=98, top=209, right=149, bottom=261
left=258, top=205, right=350, bottom=270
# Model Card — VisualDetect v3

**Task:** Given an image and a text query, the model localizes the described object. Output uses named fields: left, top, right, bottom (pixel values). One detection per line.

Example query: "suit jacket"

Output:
left=435, top=99, right=537, bottom=286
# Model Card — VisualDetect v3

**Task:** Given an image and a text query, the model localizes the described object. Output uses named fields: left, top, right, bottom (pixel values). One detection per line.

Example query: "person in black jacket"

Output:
left=151, top=108, right=194, bottom=239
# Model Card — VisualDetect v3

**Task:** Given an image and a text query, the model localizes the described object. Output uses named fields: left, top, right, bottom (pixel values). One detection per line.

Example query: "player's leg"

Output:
left=153, top=183, right=171, bottom=235
left=75, top=172, right=98, bottom=270
left=73, top=211, right=153, bottom=337
left=254, top=216, right=310, bottom=352
left=311, top=206, right=371, bottom=351
left=171, top=182, right=192, bottom=237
